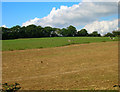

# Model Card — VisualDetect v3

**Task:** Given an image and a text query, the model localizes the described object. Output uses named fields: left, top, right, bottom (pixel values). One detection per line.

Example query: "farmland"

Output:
left=2, top=37, right=118, bottom=90
left=2, top=37, right=118, bottom=51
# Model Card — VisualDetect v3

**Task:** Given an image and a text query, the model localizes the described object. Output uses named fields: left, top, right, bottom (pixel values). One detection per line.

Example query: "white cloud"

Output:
left=1, top=25, right=7, bottom=28
left=22, top=1, right=118, bottom=35
left=22, top=17, right=40, bottom=27
left=83, top=19, right=118, bottom=35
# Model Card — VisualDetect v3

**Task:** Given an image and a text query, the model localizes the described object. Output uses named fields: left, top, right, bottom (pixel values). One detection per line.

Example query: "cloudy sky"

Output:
left=2, top=0, right=119, bottom=35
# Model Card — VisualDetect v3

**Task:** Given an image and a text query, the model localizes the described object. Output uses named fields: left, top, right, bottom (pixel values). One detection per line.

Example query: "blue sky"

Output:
left=1, top=1, right=118, bottom=35
left=2, top=2, right=80, bottom=27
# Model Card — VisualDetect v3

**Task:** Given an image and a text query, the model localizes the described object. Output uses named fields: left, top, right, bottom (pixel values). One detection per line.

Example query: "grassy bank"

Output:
left=2, top=37, right=118, bottom=51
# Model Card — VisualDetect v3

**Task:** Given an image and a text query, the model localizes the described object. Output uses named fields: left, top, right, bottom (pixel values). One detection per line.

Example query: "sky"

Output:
left=1, top=0, right=119, bottom=35
left=2, top=2, right=80, bottom=27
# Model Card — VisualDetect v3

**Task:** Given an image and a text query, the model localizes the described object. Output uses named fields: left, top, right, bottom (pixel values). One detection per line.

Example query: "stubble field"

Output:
left=2, top=40, right=118, bottom=90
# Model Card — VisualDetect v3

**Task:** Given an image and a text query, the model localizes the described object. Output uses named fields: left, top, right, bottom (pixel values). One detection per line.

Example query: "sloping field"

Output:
left=2, top=41, right=118, bottom=90
left=2, top=37, right=118, bottom=51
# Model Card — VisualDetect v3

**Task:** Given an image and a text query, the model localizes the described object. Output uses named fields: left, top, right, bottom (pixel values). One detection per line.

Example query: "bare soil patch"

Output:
left=2, top=41, right=118, bottom=90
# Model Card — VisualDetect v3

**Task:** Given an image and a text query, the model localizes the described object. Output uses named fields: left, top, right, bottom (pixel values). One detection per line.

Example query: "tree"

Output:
left=54, top=28, right=62, bottom=37
left=77, top=29, right=88, bottom=36
left=19, top=26, right=26, bottom=38
left=112, top=30, right=120, bottom=37
left=51, top=28, right=59, bottom=37
left=89, top=31, right=101, bottom=37
left=67, top=25, right=77, bottom=36
left=60, top=28, right=68, bottom=37
left=35, top=26, right=44, bottom=37
left=2, top=27, right=10, bottom=40
left=10, top=25, right=21, bottom=30
left=25, top=24, right=37, bottom=38
left=43, top=26, right=53, bottom=37
left=59, top=25, right=77, bottom=37
left=10, top=25, right=21, bottom=39
left=104, top=32, right=115, bottom=37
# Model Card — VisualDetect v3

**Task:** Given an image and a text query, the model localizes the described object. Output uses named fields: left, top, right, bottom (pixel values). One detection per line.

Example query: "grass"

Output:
left=2, top=37, right=118, bottom=51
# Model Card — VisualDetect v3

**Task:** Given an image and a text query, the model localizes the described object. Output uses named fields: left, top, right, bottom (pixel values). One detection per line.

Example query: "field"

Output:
left=2, top=37, right=118, bottom=51
left=2, top=37, right=118, bottom=90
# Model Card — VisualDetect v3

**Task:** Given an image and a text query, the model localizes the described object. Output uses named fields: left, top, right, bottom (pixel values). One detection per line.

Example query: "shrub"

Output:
left=1, top=82, right=21, bottom=92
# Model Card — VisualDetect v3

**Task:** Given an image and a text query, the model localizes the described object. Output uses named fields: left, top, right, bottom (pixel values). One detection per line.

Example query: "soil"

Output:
left=2, top=41, right=118, bottom=90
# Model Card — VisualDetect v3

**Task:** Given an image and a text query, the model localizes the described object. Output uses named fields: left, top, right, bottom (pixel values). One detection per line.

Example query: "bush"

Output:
left=1, top=82, right=21, bottom=92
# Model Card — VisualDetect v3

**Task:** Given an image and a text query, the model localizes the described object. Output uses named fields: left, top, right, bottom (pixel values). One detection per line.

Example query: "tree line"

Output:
left=1, top=24, right=120, bottom=40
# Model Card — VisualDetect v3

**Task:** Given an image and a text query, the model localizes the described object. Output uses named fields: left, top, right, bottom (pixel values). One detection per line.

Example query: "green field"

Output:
left=2, top=37, right=118, bottom=51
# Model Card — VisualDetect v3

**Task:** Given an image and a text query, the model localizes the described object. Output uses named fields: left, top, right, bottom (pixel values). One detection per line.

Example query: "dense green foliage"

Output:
left=89, top=31, right=101, bottom=37
left=104, top=31, right=120, bottom=37
left=104, top=32, right=115, bottom=37
left=77, top=29, right=88, bottom=36
left=2, top=37, right=118, bottom=51
left=2, top=82, right=21, bottom=92
left=1, top=24, right=119, bottom=40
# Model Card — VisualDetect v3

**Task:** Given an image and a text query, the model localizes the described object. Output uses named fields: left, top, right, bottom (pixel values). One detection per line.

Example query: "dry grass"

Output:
left=2, top=41, right=118, bottom=90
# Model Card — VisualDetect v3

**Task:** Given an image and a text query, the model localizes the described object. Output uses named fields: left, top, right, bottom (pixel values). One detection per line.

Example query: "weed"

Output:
left=102, top=41, right=106, bottom=42
left=37, top=47, right=43, bottom=49
left=2, top=82, right=21, bottom=92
